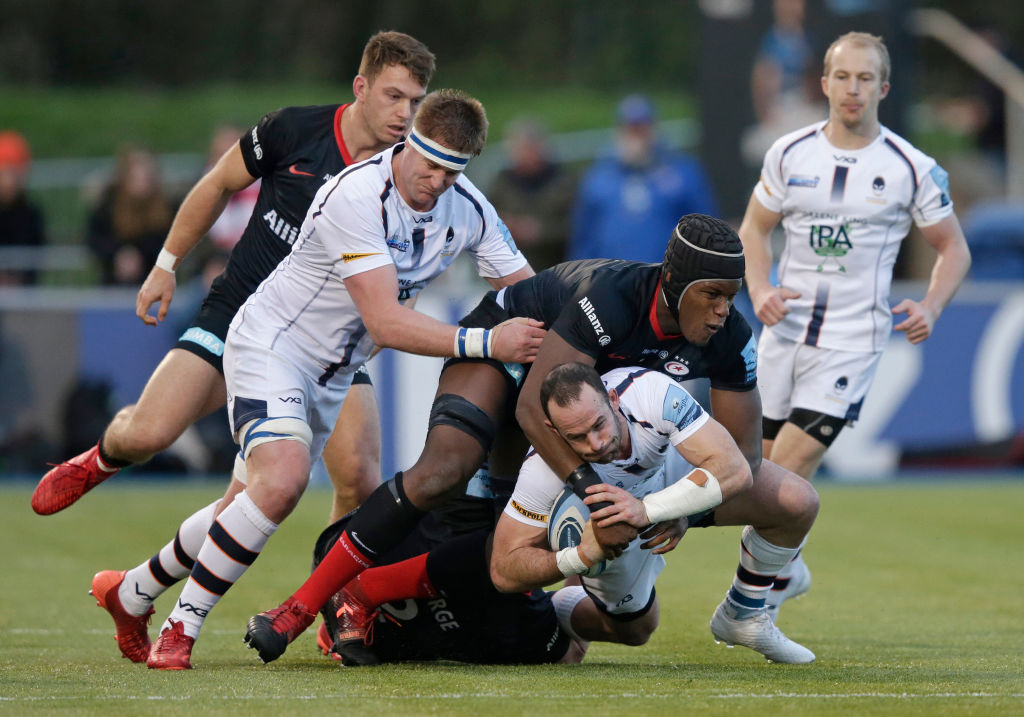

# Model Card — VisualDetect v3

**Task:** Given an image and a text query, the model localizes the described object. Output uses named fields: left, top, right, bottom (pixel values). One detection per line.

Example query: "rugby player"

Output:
left=146, top=88, right=544, bottom=669
left=248, top=214, right=819, bottom=664
left=737, top=31, right=970, bottom=604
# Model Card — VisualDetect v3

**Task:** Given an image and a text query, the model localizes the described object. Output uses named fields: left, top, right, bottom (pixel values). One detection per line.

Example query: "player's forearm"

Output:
left=162, top=177, right=235, bottom=258
left=921, top=240, right=971, bottom=318
left=516, top=396, right=583, bottom=479
left=490, top=544, right=563, bottom=593
left=364, top=305, right=460, bottom=358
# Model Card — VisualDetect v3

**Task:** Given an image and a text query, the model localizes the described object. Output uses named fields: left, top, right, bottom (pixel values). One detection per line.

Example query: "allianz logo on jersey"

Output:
left=578, top=296, right=611, bottom=346
left=262, top=209, right=300, bottom=244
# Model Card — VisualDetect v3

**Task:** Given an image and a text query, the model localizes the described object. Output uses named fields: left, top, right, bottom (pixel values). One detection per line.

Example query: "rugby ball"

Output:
left=548, top=487, right=607, bottom=577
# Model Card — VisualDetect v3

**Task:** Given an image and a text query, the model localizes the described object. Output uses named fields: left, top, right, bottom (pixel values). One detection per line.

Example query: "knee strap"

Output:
left=428, top=393, right=497, bottom=452
left=238, top=416, right=313, bottom=459
left=789, top=408, right=846, bottom=447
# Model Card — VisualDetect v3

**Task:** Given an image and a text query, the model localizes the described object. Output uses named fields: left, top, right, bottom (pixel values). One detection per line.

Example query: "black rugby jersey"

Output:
left=211, top=103, right=356, bottom=309
left=505, top=259, right=757, bottom=391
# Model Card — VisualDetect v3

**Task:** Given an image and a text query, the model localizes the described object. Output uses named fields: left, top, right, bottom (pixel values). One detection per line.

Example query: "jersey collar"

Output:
left=334, top=103, right=356, bottom=165
left=649, top=278, right=681, bottom=340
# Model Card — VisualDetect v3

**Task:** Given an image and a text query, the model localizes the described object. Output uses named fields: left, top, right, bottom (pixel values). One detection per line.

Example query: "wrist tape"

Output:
left=555, top=546, right=592, bottom=577
left=155, top=248, right=179, bottom=273
left=642, top=467, right=723, bottom=523
left=453, top=327, right=494, bottom=358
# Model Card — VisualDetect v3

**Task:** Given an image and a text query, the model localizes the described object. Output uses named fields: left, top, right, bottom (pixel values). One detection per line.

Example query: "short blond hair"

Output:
left=823, top=32, right=890, bottom=83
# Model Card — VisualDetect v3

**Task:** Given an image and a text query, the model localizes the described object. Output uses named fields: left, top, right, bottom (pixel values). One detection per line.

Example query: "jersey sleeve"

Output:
left=707, top=311, right=758, bottom=391
left=634, top=372, right=710, bottom=446
left=239, top=108, right=295, bottom=179
left=503, top=452, right=566, bottom=529
left=550, top=276, right=635, bottom=358
left=459, top=180, right=529, bottom=279
left=752, top=137, right=787, bottom=213
left=315, top=180, right=395, bottom=279
left=911, top=160, right=955, bottom=228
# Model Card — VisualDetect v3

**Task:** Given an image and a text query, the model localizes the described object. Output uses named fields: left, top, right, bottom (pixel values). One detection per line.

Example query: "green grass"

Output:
left=2, top=479, right=1022, bottom=715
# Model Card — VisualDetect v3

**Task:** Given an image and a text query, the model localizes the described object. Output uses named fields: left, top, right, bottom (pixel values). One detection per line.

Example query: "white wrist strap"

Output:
left=453, top=327, right=493, bottom=358
left=642, top=467, right=723, bottom=523
left=555, top=546, right=591, bottom=577
left=155, top=248, right=179, bottom=273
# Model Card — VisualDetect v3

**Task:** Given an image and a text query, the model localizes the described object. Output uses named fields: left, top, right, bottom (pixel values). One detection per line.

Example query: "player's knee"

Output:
left=428, top=393, right=496, bottom=456
left=779, top=470, right=820, bottom=530
left=614, top=616, right=657, bottom=646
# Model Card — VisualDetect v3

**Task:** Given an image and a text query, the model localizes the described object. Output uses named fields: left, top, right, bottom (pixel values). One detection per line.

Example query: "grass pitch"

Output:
left=1, top=478, right=1022, bottom=716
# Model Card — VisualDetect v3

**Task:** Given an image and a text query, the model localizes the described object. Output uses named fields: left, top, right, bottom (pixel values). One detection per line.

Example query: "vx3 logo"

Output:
left=278, top=396, right=303, bottom=404
left=177, top=599, right=209, bottom=618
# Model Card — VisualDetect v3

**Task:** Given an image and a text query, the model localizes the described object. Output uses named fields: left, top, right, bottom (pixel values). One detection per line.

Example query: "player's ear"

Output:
left=607, top=388, right=620, bottom=411
left=352, top=74, right=368, bottom=102
left=543, top=419, right=560, bottom=436
left=879, top=80, right=891, bottom=100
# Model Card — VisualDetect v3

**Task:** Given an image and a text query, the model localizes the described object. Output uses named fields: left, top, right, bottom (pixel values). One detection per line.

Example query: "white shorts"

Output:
left=556, top=492, right=666, bottom=617
left=757, top=329, right=881, bottom=422
left=223, top=330, right=354, bottom=463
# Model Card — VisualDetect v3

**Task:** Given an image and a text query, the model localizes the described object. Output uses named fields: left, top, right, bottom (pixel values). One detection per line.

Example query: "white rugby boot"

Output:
left=766, top=555, right=811, bottom=622
left=710, top=596, right=815, bottom=664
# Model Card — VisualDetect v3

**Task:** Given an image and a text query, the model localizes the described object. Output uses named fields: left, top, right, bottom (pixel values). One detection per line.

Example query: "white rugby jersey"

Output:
left=754, top=120, right=954, bottom=352
left=230, top=143, right=527, bottom=378
left=505, top=367, right=710, bottom=528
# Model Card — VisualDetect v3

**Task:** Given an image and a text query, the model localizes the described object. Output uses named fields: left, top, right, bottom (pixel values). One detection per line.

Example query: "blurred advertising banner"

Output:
left=696, top=0, right=911, bottom=220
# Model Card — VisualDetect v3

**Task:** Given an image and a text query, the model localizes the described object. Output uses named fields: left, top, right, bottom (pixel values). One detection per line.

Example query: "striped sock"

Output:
left=118, top=501, right=219, bottom=616
left=726, top=526, right=800, bottom=618
left=163, top=491, right=277, bottom=639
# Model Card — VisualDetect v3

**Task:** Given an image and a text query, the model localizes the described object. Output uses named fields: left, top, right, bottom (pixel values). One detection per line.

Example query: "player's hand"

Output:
left=489, top=317, right=546, bottom=364
left=580, top=518, right=618, bottom=562
left=136, top=266, right=177, bottom=326
left=892, top=298, right=936, bottom=344
left=584, top=483, right=650, bottom=530
left=752, top=285, right=800, bottom=326
left=639, top=517, right=688, bottom=555
left=591, top=520, right=637, bottom=555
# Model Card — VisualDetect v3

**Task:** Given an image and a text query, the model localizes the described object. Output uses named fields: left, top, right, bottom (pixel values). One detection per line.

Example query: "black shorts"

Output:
left=316, top=509, right=569, bottom=665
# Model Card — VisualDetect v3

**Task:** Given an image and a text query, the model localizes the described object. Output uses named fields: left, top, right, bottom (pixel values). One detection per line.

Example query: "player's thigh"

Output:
left=712, top=459, right=818, bottom=535
left=757, top=329, right=797, bottom=421
left=122, top=348, right=227, bottom=438
left=322, top=379, right=382, bottom=482
left=789, top=345, right=881, bottom=422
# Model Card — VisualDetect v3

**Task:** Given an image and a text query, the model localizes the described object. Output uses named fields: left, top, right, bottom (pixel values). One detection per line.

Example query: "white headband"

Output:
left=406, top=125, right=472, bottom=171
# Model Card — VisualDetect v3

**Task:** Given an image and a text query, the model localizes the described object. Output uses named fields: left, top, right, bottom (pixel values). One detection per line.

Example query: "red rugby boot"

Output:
left=90, top=570, right=154, bottom=663
left=147, top=620, right=194, bottom=670
left=32, top=442, right=118, bottom=515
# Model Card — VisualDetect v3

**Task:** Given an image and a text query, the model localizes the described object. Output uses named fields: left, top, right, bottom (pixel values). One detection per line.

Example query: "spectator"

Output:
left=741, top=0, right=824, bottom=168
left=0, top=130, right=46, bottom=286
left=85, top=145, right=174, bottom=285
left=488, top=118, right=575, bottom=271
left=569, top=95, right=717, bottom=263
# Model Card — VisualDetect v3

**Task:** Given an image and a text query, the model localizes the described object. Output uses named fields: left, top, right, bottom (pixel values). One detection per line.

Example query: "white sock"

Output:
left=118, top=501, right=219, bottom=616
left=162, top=491, right=277, bottom=639
left=772, top=551, right=806, bottom=585
left=551, top=586, right=588, bottom=641
left=726, top=526, right=801, bottom=617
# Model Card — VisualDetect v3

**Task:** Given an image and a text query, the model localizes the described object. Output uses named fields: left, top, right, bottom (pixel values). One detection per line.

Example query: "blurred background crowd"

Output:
left=1, top=0, right=1022, bottom=479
